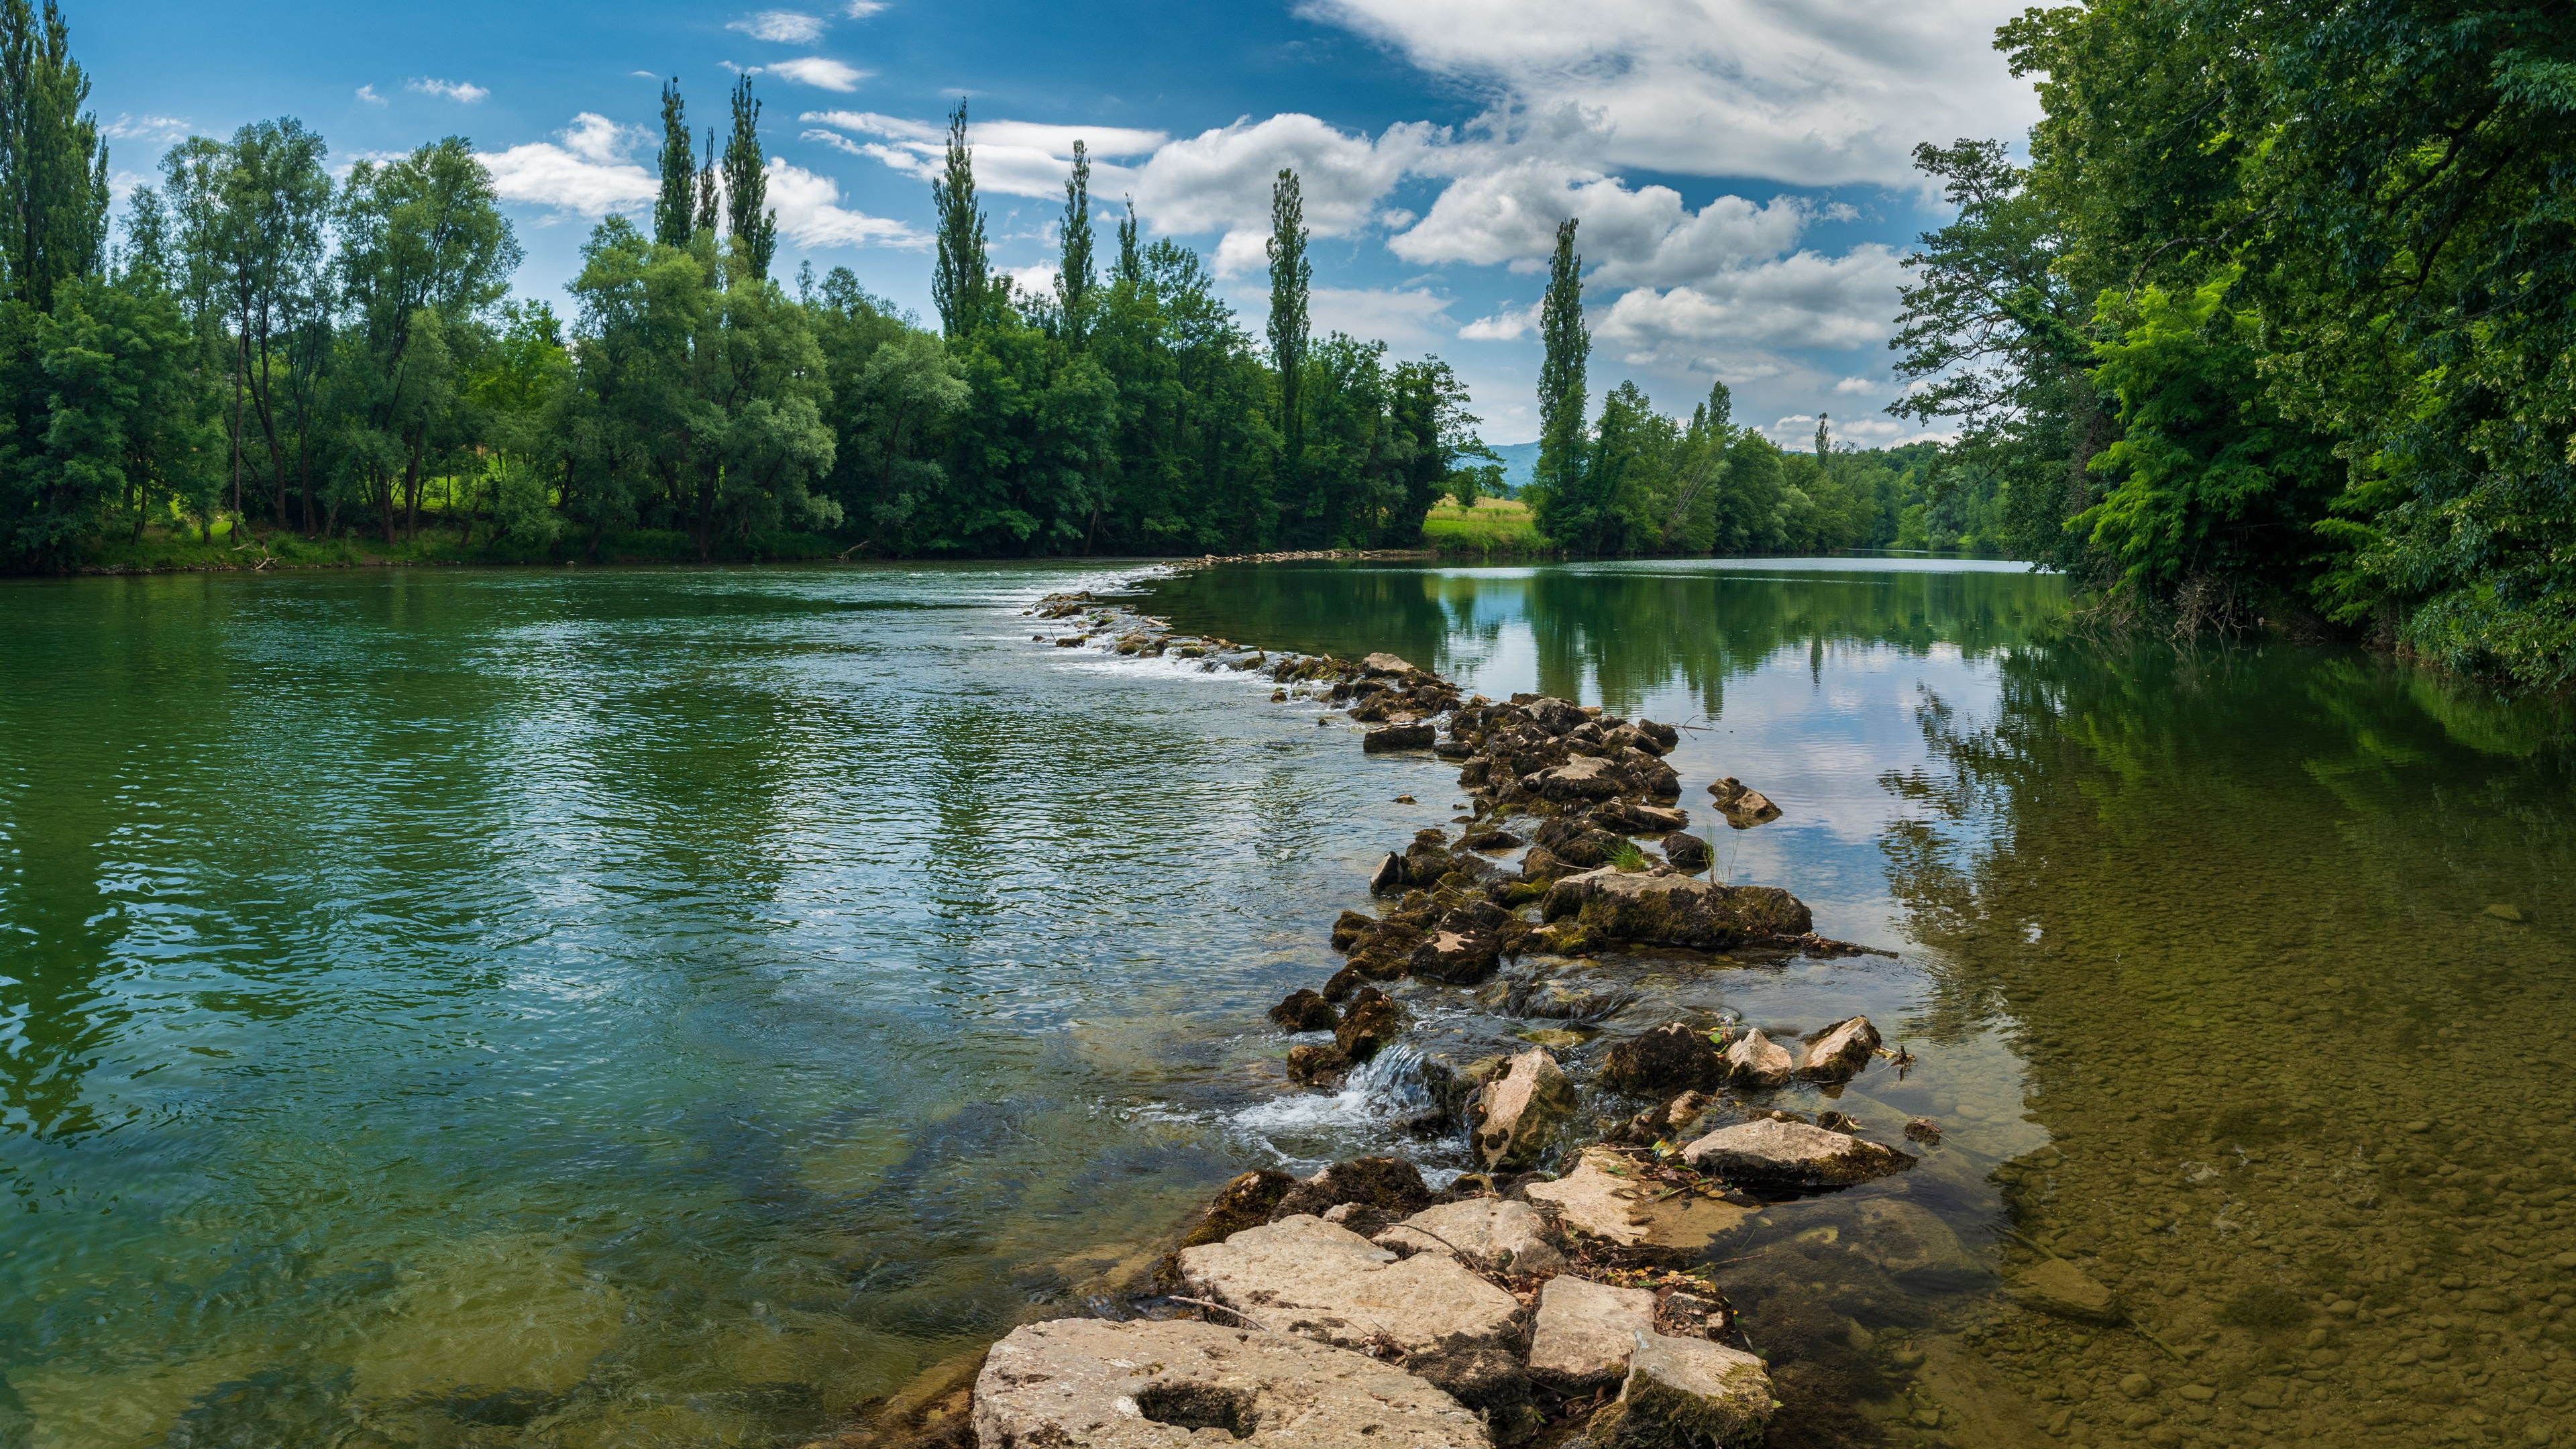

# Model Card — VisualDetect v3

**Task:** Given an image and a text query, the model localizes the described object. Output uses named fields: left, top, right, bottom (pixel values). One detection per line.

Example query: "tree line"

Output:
left=1877, top=0, right=2576, bottom=687
left=1511, top=216, right=2009, bottom=561
left=0, top=2, right=1487, bottom=568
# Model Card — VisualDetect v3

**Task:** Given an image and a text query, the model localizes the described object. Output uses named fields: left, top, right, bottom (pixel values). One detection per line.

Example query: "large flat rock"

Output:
left=973, top=1316, right=1491, bottom=1448
left=1177, top=1214, right=1527, bottom=1403
left=1529, top=1275, right=1658, bottom=1388
left=1680, top=1118, right=1915, bottom=1191
left=1376, top=1197, right=1566, bottom=1276
left=1592, top=1332, right=1775, bottom=1448
left=1541, top=867, right=1813, bottom=949
left=1525, top=1146, right=1757, bottom=1256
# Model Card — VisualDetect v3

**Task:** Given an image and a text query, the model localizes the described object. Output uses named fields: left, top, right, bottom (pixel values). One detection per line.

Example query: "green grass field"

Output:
left=1421, top=496, right=1547, bottom=557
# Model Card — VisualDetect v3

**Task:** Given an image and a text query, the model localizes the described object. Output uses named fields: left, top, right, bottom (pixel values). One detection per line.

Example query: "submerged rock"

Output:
left=1851, top=1198, right=1982, bottom=1289
left=1376, top=1198, right=1566, bottom=1276
left=2006, top=1256, right=2121, bottom=1323
left=1721, top=1030, right=1794, bottom=1089
left=1679, top=1118, right=1915, bottom=1191
left=1177, top=1215, right=1527, bottom=1404
left=973, top=1317, right=1492, bottom=1449
left=1799, top=1016, right=1881, bottom=1081
left=1542, top=867, right=1815, bottom=949
left=1529, top=1275, right=1658, bottom=1389
left=1589, top=1331, right=1775, bottom=1449
left=1469, top=1048, right=1577, bottom=1171
left=1601, top=1021, right=1723, bottom=1095
left=1174, top=1170, right=1299, bottom=1254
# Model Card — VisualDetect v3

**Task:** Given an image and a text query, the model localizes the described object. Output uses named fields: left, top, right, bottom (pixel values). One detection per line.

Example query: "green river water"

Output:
left=1, top=559, right=2571, bottom=1448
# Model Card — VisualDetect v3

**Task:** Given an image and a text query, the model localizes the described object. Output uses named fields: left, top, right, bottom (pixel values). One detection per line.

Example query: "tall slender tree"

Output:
left=653, top=79, right=694, bottom=247
left=1813, top=412, right=1829, bottom=460
left=1055, top=139, right=1093, bottom=341
left=1114, top=196, right=1140, bottom=286
left=929, top=100, right=987, bottom=337
left=1266, top=168, right=1309, bottom=506
left=693, top=127, right=719, bottom=242
left=722, top=76, right=776, bottom=280
left=0, top=0, right=107, bottom=312
left=1534, top=217, right=1587, bottom=511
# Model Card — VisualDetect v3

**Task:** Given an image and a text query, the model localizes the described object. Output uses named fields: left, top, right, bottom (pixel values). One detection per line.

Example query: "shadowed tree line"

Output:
left=0, top=11, right=1492, bottom=569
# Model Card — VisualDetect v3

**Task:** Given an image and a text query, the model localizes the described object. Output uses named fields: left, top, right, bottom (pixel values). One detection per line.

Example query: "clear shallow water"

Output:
left=3, top=559, right=2572, bottom=1448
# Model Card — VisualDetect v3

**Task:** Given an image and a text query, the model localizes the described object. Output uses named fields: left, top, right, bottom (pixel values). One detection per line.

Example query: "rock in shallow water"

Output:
left=1542, top=867, right=1813, bottom=949
left=1602, top=1021, right=1723, bottom=1095
left=974, top=1317, right=1492, bottom=1449
left=1271, top=1157, right=1436, bottom=1221
left=1722, top=1029, right=1794, bottom=1088
left=1799, top=1015, right=1881, bottom=1081
left=1524, top=1146, right=1756, bottom=1254
left=1177, top=1215, right=1527, bottom=1404
left=1376, top=1197, right=1565, bottom=1275
left=1680, top=1118, right=1915, bottom=1191
left=1470, top=1047, right=1578, bottom=1171
left=1529, top=1275, right=1658, bottom=1388
left=1589, top=1330, right=1776, bottom=1448
left=2005, top=1256, right=2121, bottom=1323
left=1366, top=723, right=1438, bottom=753
left=1269, top=988, right=1338, bottom=1033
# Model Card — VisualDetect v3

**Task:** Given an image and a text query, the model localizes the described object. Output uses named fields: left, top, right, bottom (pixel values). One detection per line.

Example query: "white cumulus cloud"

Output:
left=1592, top=244, right=1909, bottom=362
left=757, top=56, right=868, bottom=91
left=1133, top=114, right=1430, bottom=273
left=763, top=158, right=925, bottom=248
left=1305, top=0, right=2039, bottom=189
left=843, top=0, right=888, bottom=13
left=478, top=115, right=657, bottom=217
left=1390, top=158, right=1812, bottom=288
left=408, top=77, right=490, bottom=103
left=730, top=9, right=827, bottom=42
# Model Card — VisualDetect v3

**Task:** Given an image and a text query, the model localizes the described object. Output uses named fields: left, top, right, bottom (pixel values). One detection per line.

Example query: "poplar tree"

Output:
left=722, top=76, right=776, bottom=281
left=1267, top=168, right=1308, bottom=499
left=1814, top=412, right=1830, bottom=460
left=1534, top=217, right=1587, bottom=511
left=0, top=0, right=108, bottom=312
left=1055, top=139, right=1092, bottom=340
left=1114, top=196, right=1140, bottom=286
left=653, top=79, right=693, bottom=246
left=693, top=127, right=719, bottom=242
left=928, top=100, right=986, bottom=338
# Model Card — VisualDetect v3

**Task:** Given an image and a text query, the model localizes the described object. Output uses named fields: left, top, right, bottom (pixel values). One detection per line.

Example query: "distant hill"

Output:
left=1489, top=441, right=1540, bottom=496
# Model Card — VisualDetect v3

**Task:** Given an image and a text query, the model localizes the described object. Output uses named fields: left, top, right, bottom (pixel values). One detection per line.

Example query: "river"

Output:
left=1, top=558, right=2569, bottom=1448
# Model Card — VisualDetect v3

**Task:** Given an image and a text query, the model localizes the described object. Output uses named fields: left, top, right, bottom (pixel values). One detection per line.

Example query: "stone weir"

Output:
left=806, top=586, right=2081, bottom=1449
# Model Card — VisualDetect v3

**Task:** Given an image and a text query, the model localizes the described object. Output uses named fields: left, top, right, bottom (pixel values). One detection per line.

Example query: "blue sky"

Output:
left=83, top=0, right=2041, bottom=446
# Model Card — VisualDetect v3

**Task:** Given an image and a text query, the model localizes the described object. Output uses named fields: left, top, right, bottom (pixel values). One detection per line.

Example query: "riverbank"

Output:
left=808, top=579, right=2116, bottom=1449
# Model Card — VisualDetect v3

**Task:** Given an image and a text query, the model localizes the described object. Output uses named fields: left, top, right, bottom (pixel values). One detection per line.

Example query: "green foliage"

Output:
left=1529, top=217, right=1587, bottom=541
left=1888, top=0, right=2576, bottom=686
left=0, top=23, right=1487, bottom=572
left=2076, top=270, right=2338, bottom=624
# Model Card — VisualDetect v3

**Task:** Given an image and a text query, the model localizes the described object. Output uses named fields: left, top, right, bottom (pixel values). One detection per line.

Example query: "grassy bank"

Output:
left=1421, top=497, right=1550, bottom=558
